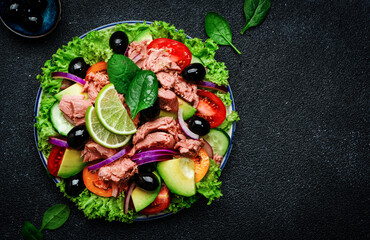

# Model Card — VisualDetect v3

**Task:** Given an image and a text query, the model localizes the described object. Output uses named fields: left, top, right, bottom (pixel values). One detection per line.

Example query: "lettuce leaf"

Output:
left=215, top=92, right=232, bottom=107
left=196, top=159, right=223, bottom=204
left=218, top=111, right=240, bottom=132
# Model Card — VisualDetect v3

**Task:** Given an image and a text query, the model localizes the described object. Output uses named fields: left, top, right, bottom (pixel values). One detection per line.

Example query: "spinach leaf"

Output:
left=21, top=221, right=43, bottom=240
left=126, top=70, right=158, bottom=118
left=240, top=0, right=271, bottom=34
left=40, top=204, right=70, bottom=231
left=107, top=54, right=140, bottom=94
left=205, top=12, right=241, bottom=54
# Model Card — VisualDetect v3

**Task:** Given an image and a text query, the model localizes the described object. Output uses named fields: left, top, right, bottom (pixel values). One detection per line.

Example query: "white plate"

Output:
left=33, top=20, right=236, bottom=221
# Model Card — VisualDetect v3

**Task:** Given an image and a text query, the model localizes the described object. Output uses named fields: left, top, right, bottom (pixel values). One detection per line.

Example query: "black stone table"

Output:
left=1, top=1, right=369, bottom=239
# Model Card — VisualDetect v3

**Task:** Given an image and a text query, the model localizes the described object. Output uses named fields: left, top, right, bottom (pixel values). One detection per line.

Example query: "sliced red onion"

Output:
left=178, top=109, right=199, bottom=139
left=132, top=153, right=175, bottom=161
left=52, top=72, right=86, bottom=85
left=111, top=182, right=119, bottom=198
left=132, top=149, right=178, bottom=159
left=88, top=145, right=132, bottom=171
left=124, top=182, right=136, bottom=214
left=198, top=81, right=228, bottom=92
left=202, top=139, right=214, bottom=159
left=48, top=137, right=69, bottom=148
left=132, top=53, right=142, bottom=63
left=124, top=47, right=129, bottom=57
left=135, top=155, right=174, bottom=166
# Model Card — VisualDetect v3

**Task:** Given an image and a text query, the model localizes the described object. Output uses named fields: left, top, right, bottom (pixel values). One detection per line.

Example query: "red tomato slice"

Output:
left=195, top=90, right=227, bottom=128
left=82, top=167, right=113, bottom=197
left=85, top=61, right=107, bottom=77
left=47, top=146, right=65, bottom=177
left=147, top=38, right=192, bottom=70
left=140, top=184, right=170, bottom=215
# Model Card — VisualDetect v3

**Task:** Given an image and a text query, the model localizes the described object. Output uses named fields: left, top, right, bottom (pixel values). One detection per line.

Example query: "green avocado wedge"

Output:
left=57, top=149, right=86, bottom=178
left=131, top=172, right=161, bottom=212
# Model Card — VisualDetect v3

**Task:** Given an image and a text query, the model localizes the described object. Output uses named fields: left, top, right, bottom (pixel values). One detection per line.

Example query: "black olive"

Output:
left=68, top=57, right=90, bottom=79
left=67, top=125, right=90, bottom=150
left=181, top=63, right=206, bottom=83
left=21, top=13, right=43, bottom=32
left=24, top=0, right=48, bottom=13
left=188, top=116, right=210, bottom=136
left=4, top=1, right=23, bottom=23
left=64, top=172, right=85, bottom=197
left=138, top=163, right=156, bottom=173
left=139, top=100, right=160, bottom=123
left=135, top=172, right=160, bottom=191
left=109, top=31, right=129, bottom=54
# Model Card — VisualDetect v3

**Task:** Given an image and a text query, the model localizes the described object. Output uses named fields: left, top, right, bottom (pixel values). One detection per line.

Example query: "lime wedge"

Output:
left=85, top=106, right=132, bottom=148
left=95, top=84, right=137, bottom=135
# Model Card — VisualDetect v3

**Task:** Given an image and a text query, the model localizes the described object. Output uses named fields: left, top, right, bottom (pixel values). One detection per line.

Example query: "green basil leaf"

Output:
left=126, top=70, right=158, bottom=119
left=205, top=12, right=241, bottom=54
left=21, top=221, right=43, bottom=240
left=40, top=204, right=70, bottom=231
left=107, top=54, right=140, bottom=94
left=241, top=0, right=271, bottom=34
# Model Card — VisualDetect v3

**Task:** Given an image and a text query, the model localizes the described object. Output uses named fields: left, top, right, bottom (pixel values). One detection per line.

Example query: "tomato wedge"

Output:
left=147, top=38, right=191, bottom=70
left=47, top=146, right=65, bottom=177
left=82, top=167, right=113, bottom=197
left=140, top=184, right=170, bottom=215
left=194, top=148, right=210, bottom=183
left=85, top=61, right=107, bottom=77
left=195, top=90, right=226, bottom=128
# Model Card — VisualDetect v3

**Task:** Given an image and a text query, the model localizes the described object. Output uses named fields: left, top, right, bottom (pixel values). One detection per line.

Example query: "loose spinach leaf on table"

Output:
left=40, top=204, right=70, bottom=231
left=240, top=0, right=271, bottom=34
left=205, top=12, right=241, bottom=54
left=126, top=70, right=158, bottom=119
left=107, top=54, right=140, bottom=94
left=21, top=221, right=43, bottom=240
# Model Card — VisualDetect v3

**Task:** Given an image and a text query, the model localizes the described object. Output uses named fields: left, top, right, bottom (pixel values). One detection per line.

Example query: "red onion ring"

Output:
left=135, top=155, right=174, bottom=166
left=177, top=109, right=199, bottom=139
left=132, top=153, right=175, bottom=161
left=202, top=139, right=214, bottom=159
left=87, top=145, right=133, bottom=171
left=52, top=72, right=86, bottom=85
left=197, top=81, right=228, bottom=92
left=124, top=182, right=136, bottom=214
left=48, top=137, right=69, bottom=148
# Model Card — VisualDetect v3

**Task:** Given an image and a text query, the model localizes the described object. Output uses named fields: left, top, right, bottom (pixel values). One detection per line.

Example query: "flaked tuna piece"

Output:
left=59, top=95, right=92, bottom=126
left=173, top=77, right=199, bottom=108
left=133, top=117, right=180, bottom=144
left=135, top=132, right=176, bottom=152
left=127, top=40, right=149, bottom=68
left=174, top=139, right=204, bottom=158
left=98, top=157, right=138, bottom=183
left=158, top=88, right=178, bottom=112
left=156, top=71, right=177, bottom=90
left=143, top=49, right=181, bottom=73
left=213, top=154, right=223, bottom=166
left=83, top=71, right=110, bottom=102
left=81, top=140, right=118, bottom=162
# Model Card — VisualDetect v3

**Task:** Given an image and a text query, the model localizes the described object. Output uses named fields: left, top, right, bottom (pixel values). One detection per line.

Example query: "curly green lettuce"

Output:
left=218, top=111, right=240, bottom=132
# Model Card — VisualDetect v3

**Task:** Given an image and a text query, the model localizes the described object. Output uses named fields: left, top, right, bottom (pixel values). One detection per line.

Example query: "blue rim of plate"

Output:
left=33, top=20, right=236, bottom=221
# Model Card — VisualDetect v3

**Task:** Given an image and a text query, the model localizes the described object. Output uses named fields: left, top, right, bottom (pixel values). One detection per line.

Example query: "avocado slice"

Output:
left=131, top=172, right=161, bottom=212
left=57, top=149, right=86, bottom=178
left=54, top=83, right=88, bottom=101
left=158, top=98, right=196, bottom=120
left=156, top=158, right=196, bottom=197
left=133, top=29, right=153, bottom=43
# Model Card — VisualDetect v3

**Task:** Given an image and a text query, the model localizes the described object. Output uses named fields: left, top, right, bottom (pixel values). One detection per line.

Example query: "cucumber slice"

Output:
left=50, top=102, right=74, bottom=136
left=203, top=128, right=230, bottom=156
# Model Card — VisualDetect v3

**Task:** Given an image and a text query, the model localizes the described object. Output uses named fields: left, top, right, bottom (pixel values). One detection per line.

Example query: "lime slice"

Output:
left=85, top=106, right=132, bottom=148
left=95, top=84, right=137, bottom=135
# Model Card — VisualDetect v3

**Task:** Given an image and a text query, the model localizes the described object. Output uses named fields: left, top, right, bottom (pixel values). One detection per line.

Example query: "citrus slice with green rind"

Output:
left=95, top=84, right=137, bottom=135
left=85, top=106, right=132, bottom=148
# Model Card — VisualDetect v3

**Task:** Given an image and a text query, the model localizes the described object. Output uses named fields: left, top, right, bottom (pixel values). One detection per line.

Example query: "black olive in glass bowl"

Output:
left=135, top=172, right=160, bottom=191
left=67, top=125, right=90, bottom=150
left=109, top=31, right=129, bottom=54
left=181, top=63, right=206, bottom=83
left=68, top=57, right=90, bottom=79
left=24, top=0, right=48, bottom=13
left=64, top=172, right=85, bottom=197
left=187, top=116, right=210, bottom=136
left=3, top=1, right=23, bottom=23
left=21, top=13, right=43, bottom=32
left=139, top=100, right=160, bottom=123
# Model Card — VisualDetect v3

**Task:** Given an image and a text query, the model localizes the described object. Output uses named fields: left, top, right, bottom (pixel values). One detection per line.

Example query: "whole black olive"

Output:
left=64, top=172, right=85, bottom=197
left=138, top=163, right=156, bottom=173
left=187, top=116, right=210, bottom=136
left=109, top=31, right=129, bottom=54
left=181, top=63, right=206, bottom=83
left=68, top=57, right=90, bottom=79
left=21, top=13, right=43, bottom=32
left=4, top=1, right=23, bottom=23
left=24, top=0, right=48, bottom=13
left=139, top=100, right=160, bottom=123
left=67, top=125, right=90, bottom=150
left=135, top=172, right=160, bottom=191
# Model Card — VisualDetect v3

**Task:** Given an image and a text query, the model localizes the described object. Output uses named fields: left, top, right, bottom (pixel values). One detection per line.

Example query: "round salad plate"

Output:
left=33, top=20, right=236, bottom=221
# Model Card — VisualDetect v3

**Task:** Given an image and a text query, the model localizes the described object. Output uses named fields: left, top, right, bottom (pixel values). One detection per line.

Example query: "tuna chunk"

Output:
left=83, top=71, right=110, bottom=102
left=143, top=49, right=181, bottom=73
left=133, top=117, right=180, bottom=144
left=156, top=72, right=177, bottom=90
left=59, top=95, right=92, bottom=126
left=135, top=132, right=176, bottom=152
left=128, top=40, right=149, bottom=68
left=213, top=154, right=223, bottom=166
left=173, top=77, right=199, bottom=107
left=98, top=157, right=137, bottom=183
left=81, top=140, right=118, bottom=162
left=174, top=139, right=204, bottom=158
left=158, top=88, right=178, bottom=112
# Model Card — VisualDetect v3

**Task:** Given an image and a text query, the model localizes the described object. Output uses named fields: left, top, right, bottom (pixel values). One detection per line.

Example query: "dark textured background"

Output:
left=1, top=0, right=369, bottom=239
